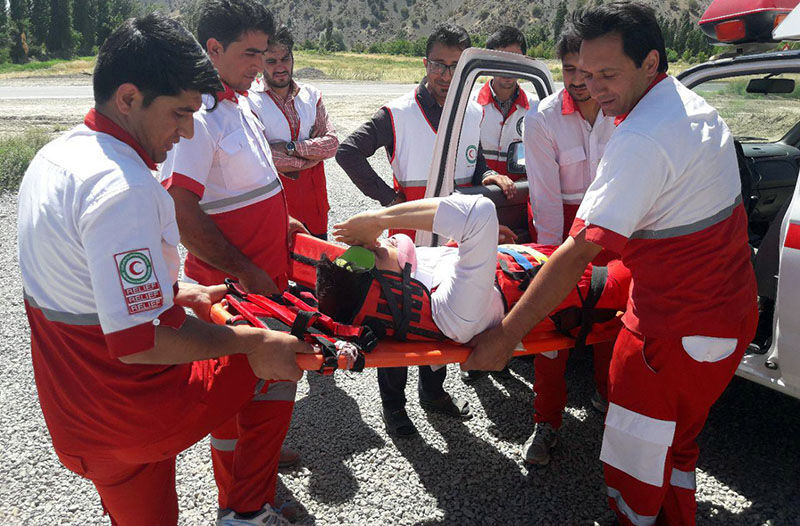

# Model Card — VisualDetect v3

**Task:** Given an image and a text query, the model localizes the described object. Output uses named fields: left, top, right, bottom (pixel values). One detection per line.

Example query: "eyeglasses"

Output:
left=426, top=58, right=458, bottom=76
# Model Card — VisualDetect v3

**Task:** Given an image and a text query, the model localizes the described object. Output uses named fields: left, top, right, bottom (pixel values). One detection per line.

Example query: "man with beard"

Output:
left=250, top=26, right=339, bottom=239
left=520, top=26, right=617, bottom=466
left=159, top=0, right=306, bottom=521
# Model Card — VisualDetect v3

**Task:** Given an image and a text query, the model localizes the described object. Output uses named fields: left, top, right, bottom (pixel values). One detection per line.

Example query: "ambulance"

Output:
left=423, top=0, right=800, bottom=399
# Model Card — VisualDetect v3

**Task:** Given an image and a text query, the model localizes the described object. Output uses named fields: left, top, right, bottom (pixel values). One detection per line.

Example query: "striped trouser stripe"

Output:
left=607, top=486, right=657, bottom=526
left=253, top=381, right=297, bottom=402
left=670, top=468, right=697, bottom=490
left=210, top=437, right=237, bottom=452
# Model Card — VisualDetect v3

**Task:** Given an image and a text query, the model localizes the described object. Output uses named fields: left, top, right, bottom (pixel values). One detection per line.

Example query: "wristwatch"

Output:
left=286, top=141, right=296, bottom=156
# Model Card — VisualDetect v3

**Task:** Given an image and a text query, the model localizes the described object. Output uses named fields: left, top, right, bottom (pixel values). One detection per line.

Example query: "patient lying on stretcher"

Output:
left=313, top=194, right=630, bottom=344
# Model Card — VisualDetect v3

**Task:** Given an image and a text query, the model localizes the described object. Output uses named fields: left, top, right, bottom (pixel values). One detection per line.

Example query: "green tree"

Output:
left=47, top=0, right=74, bottom=57
left=552, top=1, right=568, bottom=40
left=73, top=0, right=96, bottom=54
left=29, top=0, right=50, bottom=46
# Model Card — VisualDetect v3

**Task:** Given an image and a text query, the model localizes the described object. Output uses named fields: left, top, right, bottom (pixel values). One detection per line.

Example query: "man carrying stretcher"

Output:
left=310, top=193, right=630, bottom=435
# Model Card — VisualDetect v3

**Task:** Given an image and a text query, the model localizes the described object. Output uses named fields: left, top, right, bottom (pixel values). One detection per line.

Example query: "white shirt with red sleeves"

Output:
left=475, top=81, right=537, bottom=177
left=570, top=75, right=756, bottom=338
left=525, top=88, right=616, bottom=245
left=159, top=88, right=290, bottom=285
left=18, top=109, right=190, bottom=454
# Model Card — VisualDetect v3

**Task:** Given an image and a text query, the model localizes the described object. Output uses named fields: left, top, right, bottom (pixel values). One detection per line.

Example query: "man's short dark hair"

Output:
left=93, top=12, right=222, bottom=106
left=271, top=25, right=294, bottom=53
left=426, top=22, right=471, bottom=57
left=486, top=26, right=527, bottom=55
left=573, top=1, right=668, bottom=73
left=197, top=0, right=275, bottom=50
left=315, top=256, right=371, bottom=323
left=556, top=25, right=582, bottom=59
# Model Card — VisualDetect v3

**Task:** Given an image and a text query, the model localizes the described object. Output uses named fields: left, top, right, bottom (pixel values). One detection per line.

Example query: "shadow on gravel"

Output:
left=468, top=363, right=535, bottom=444
left=391, top=403, right=613, bottom=526
left=285, top=372, right=385, bottom=505
left=695, top=376, right=800, bottom=525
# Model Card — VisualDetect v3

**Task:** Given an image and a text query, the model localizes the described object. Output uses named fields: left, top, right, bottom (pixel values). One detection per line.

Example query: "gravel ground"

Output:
left=1, top=83, right=800, bottom=525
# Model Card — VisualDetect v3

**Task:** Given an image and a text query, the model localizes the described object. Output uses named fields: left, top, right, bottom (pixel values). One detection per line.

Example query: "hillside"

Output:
left=170, top=0, right=713, bottom=48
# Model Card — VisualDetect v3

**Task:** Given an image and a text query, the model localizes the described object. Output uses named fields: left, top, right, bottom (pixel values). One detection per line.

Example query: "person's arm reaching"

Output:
left=463, top=231, right=602, bottom=370
left=335, top=107, right=399, bottom=206
left=169, top=186, right=279, bottom=295
left=119, top=315, right=310, bottom=381
left=332, top=198, right=441, bottom=247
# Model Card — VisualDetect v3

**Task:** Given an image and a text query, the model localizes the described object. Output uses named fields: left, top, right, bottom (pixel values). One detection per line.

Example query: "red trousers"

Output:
left=53, top=355, right=294, bottom=525
left=533, top=341, right=613, bottom=429
left=280, top=163, right=329, bottom=237
left=601, top=311, right=757, bottom=526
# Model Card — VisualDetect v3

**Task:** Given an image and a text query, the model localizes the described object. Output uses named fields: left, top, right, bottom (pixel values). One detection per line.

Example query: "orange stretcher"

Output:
left=210, top=301, right=622, bottom=371
left=209, top=234, right=623, bottom=372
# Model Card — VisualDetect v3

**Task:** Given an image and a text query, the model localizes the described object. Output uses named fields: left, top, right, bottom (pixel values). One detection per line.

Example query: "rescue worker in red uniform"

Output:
left=520, top=27, right=618, bottom=467
left=464, top=4, right=757, bottom=525
left=336, top=23, right=496, bottom=242
left=17, top=13, right=308, bottom=526
left=250, top=26, right=339, bottom=240
left=461, top=25, right=536, bottom=382
left=159, top=0, right=306, bottom=520
left=336, top=23, right=496, bottom=437
left=475, top=26, right=537, bottom=196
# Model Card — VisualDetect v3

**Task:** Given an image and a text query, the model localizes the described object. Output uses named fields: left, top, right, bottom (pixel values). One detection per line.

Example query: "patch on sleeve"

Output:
left=114, top=248, right=164, bottom=315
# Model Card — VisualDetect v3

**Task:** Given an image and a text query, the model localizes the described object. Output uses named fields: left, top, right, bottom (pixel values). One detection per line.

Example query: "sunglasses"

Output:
left=334, top=246, right=376, bottom=273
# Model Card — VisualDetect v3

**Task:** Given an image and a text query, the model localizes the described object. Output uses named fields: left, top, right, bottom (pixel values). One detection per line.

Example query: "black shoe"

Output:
left=460, top=369, right=488, bottom=383
left=419, top=393, right=472, bottom=419
left=382, top=407, right=418, bottom=438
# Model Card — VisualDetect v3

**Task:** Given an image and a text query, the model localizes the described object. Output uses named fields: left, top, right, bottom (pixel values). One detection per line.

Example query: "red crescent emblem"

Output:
left=129, top=260, right=144, bottom=276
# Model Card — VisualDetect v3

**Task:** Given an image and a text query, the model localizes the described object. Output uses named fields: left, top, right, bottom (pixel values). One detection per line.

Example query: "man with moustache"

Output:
left=17, top=13, right=307, bottom=525
left=465, top=4, right=757, bottom=524
left=250, top=26, right=339, bottom=239
left=336, top=22, right=487, bottom=437
left=336, top=22, right=492, bottom=241
left=519, top=26, right=617, bottom=466
left=159, top=0, right=305, bottom=521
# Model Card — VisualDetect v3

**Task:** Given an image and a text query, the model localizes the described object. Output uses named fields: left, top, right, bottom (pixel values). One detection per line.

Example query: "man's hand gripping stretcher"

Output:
left=210, top=194, right=630, bottom=375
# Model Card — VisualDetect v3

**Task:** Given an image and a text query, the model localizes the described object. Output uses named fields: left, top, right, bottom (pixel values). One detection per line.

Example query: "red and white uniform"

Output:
left=18, top=109, right=280, bottom=523
left=570, top=75, right=758, bottom=525
left=160, top=85, right=296, bottom=511
left=525, top=88, right=616, bottom=245
left=161, top=86, right=290, bottom=289
left=475, top=81, right=536, bottom=178
left=384, top=88, right=483, bottom=203
left=249, top=81, right=332, bottom=236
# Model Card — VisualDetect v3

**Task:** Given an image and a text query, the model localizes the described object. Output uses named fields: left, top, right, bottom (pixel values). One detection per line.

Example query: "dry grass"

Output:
left=0, top=57, right=95, bottom=79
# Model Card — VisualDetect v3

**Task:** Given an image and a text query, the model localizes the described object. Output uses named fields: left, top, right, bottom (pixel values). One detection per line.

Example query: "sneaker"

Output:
left=217, top=506, right=289, bottom=526
left=419, top=393, right=472, bottom=419
left=591, top=390, right=609, bottom=413
left=522, top=422, right=558, bottom=466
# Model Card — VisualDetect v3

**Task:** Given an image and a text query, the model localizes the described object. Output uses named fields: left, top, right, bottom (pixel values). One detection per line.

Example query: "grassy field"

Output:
left=0, top=57, right=95, bottom=78
left=0, top=129, right=54, bottom=192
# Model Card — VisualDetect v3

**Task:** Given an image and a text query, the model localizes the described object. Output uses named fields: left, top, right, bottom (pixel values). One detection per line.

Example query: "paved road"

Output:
left=0, top=78, right=565, bottom=100
left=0, top=80, right=418, bottom=100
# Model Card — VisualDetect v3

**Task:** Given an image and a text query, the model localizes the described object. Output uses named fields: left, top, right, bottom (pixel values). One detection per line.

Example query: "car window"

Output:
left=692, top=72, right=800, bottom=142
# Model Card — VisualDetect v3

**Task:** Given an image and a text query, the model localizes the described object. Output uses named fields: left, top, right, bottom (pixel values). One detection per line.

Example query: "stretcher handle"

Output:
left=210, top=302, right=233, bottom=325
